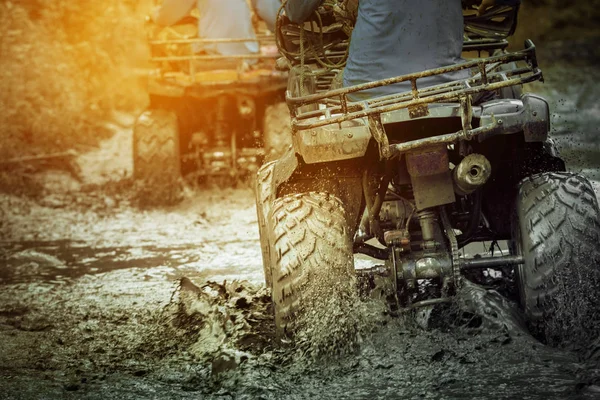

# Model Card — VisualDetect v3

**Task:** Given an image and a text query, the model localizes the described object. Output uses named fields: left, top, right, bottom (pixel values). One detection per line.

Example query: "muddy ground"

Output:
left=1, top=58, right=600, bottom=399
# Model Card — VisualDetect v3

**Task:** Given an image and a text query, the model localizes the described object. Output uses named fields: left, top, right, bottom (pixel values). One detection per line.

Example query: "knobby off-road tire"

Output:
left=256, top=161, right=275, bottom=288
left=262, top=102, right=292, bottom=162
left=515, top=172, right=600, bottom=345
left=132, top=110, right=183, bottom=206
left=269, top=192, right=355, bottom=336
left=133, top=109, right=181, bottom=183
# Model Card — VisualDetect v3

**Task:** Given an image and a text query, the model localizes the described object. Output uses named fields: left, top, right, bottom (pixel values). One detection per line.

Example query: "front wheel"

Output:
left=514, top=172, right=600, bottom=345
left=268, top=192, right=356, bottom=336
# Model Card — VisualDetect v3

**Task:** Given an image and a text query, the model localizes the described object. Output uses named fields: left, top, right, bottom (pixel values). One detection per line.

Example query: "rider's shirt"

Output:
left=197, top=0, right=259, bottom=55
left=154, top=0, right=259, bottom=55
left=285, top=0, right=469, bottom=100
left=345, top=0, right=469, bottom=99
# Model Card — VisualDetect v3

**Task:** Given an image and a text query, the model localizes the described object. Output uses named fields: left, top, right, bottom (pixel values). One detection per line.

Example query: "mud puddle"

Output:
left=0, top=239, right=260, bottom=285
left=0, top=260, right=592, bottom=399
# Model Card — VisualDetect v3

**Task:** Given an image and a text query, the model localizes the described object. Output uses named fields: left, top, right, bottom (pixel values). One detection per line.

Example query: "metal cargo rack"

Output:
left=286, top=40, right=542, bottom=156
left=148, top=35, right=281, bottom=82
left=287, top=40, right=541, bottom=129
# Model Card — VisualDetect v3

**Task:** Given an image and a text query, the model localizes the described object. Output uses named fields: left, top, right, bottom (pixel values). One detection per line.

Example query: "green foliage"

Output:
left=0, top=0, right=151, bottom=160
left=513, top=0, right=600, bottom=46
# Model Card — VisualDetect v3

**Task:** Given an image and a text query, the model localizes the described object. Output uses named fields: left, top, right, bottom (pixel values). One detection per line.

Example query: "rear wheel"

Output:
left=133, top=109, right=181, bottom=182
left=268, top=192, right=356, bottom=336
left=514, top=172, right=600, bottom=345
left=133, top=109, right=182, bottom=205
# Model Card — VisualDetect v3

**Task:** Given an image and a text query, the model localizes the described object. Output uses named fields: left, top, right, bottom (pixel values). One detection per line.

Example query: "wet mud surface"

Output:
left=527, top=63, right=600, bottom=182
left=1, top=60, right=600, bottom=399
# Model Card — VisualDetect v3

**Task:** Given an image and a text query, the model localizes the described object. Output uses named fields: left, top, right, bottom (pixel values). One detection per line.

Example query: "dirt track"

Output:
left=1, top=185, right=596, bottom=400
left=1, top=61, right=600, bottom=399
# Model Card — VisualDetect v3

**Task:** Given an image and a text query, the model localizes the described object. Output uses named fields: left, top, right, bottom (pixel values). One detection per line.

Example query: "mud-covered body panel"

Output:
left=293, top=120, right=370, bottom=164
left=291, top=93, right=550, bottom=166
left=147, top=71, right=288, bottom=101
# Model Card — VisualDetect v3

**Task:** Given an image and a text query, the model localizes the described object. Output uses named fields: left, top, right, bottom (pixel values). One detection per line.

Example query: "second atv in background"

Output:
left=135, top=4, right=290, bottom=191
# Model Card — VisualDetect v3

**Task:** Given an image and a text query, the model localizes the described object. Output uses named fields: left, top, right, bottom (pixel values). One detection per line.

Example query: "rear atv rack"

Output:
left=149, top=35, right=281, bottom=82
left=286, top=40, right=542, bottom=135
left=149, top=35, right=278, bottom=61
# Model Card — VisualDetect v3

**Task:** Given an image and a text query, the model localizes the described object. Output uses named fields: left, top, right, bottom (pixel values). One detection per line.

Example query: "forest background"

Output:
left=0, top=0, right=598, bottom=191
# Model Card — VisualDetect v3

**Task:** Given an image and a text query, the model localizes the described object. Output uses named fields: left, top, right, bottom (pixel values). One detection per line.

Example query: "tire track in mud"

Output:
left=0, top=187, right=266, bottom=285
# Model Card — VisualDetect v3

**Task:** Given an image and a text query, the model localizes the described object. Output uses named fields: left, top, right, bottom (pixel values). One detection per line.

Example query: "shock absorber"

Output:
left=418, top=210, right=438, bottom=251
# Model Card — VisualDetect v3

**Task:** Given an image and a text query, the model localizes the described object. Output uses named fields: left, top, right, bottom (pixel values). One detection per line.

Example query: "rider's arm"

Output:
left=152, top=0, right=196, bottom=26
left=284, top=0, right=322, bottom=24
left=251, top=0, right=281, bottom=32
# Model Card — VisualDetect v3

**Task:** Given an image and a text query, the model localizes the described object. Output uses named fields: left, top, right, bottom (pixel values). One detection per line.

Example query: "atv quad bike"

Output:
left=256, top=2, right=600, bottom=342
left=134, top=14, right=290, bottom=187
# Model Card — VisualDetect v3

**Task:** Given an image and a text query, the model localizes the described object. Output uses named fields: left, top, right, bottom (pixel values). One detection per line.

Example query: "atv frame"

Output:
left=257, top=3, right=600, bottom=341
left=259, top=39, right=553, bottom=307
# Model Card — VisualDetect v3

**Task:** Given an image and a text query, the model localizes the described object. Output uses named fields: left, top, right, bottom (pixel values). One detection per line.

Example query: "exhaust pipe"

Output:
left=453, top=154, right=492, bottom=196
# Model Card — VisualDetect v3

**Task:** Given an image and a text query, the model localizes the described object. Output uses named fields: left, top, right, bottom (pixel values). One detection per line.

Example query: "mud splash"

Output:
left=291, top=271, right=386, bottom=360
left=170, top=278, right=275, bottom=359
left=163, top=276, right=383, bottom=366
left=135, top=272, right=588, bottom=399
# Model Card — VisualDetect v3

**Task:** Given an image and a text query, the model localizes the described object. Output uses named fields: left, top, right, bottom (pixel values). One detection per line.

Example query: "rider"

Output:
left=284, top=0, right=520, bottom=100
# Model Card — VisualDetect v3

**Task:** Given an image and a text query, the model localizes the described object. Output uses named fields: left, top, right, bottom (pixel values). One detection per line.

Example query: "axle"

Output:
left=461, top=255, right=524, bottom=270
left=356, top=253, right=524, bottom=279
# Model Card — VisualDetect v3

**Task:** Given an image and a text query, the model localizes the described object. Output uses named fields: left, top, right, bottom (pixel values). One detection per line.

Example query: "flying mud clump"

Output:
left=291, top=263, right=387, bottom=360
left=159, top=273, right=387, bottom=371
left=155, top=277, right=275, bottom=374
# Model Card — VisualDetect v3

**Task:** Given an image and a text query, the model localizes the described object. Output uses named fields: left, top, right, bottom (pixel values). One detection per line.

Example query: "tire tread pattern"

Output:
left=133, top=109, right=180, bottom=182
left=517, top=172, right=600, bottom=340
left=269, top=192, right=353, bottom=334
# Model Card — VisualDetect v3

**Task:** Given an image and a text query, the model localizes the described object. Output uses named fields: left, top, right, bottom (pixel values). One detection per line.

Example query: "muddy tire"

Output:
left=133, top=110, right=181, bottom=182
left=256, top=162, right=275, bottom=288
left=262, top=102, right=291, bottom=162
left=514, top=172, right=600, bottom=345
left=269, top=192, right=355, bottom=336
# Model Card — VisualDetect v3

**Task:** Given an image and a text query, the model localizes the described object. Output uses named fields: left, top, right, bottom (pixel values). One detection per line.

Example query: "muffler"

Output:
left=453, top=154, right=492, bottom=196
